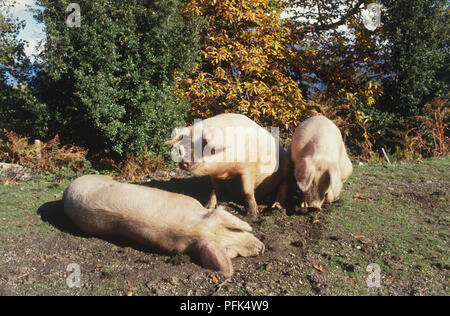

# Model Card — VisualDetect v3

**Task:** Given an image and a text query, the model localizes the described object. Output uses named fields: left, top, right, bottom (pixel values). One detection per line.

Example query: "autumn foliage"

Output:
left=0, top=130, right=89, bottom=174
left=0, top=0, right=447, bottom=170
left=176, top=0, right=308, bottom=130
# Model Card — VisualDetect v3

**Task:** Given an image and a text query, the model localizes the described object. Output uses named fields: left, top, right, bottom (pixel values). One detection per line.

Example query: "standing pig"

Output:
left=165, top=113, right=290, bottom=217
left=291, top=115, right=353, bottom=210
left=63, top=175, right=264, bottom=277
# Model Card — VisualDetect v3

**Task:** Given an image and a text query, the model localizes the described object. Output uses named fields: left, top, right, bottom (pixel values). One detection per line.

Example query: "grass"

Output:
left=0, top=177, right=71, bottom=239
left=308, top=157, right=449, bottom=295
left=0, top=157, right=448, bottom=296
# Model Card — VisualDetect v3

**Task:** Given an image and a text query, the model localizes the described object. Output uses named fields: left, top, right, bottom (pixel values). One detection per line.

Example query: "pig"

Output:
left=165, top=113, right=290, bottom=217
left=291, top=115, right=353, bottom=210
left=63, top=175, right=265, bottom=277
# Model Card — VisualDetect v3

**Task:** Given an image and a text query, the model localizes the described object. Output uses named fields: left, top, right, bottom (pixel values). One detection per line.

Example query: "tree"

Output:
left=284, top=0, right=369, bottom=32
left=0, top=0, right=29, bottom=86
left=0, top=0, right=37, bottom=133
left=33, top=0, right=201, bottom=159
left=283, top=0, right=383, bottom=104
left=282, top=0, right=394, bottom=159
left=176, top=0, right=308, bottom=131
left=379, top=0, right=449, bottom=116
left=283, top=0, right=449, bottom=159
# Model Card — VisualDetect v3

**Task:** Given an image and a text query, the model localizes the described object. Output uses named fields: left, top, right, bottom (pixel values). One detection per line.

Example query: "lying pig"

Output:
left=63, top=175, right=264, bottom=277
left=165, top=113, right=290, bottom=217
left=291, top=115, right=353, bottom=210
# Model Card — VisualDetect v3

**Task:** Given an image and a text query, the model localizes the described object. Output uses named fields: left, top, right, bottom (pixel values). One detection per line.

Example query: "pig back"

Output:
left=202, top=114, right=280, bottom=175
left=292, top=115, right=344, bottom=163
left=63, top=175, right=207, bottom=241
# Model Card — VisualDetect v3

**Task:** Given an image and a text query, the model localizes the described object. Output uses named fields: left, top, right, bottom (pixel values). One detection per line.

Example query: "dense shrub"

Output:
left=30, top=0, right=201, bottom=159
left=1, top=0, right=448, bottom=168
left=378, top=0, right=449, bottom=115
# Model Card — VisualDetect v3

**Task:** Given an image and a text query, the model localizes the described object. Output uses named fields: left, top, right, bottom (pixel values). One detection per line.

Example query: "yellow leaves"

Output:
left=336, top=79, right=382, bottom=108
left=214, top=67, right=226, bottom=80
left=355, top=111, right=372, bottom=130
left=177, top=0, right=307, bottom=129
left=240, top=100, right=251, bottom=108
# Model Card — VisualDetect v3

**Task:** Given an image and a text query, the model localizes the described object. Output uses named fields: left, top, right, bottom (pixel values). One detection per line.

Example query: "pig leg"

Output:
left=272, top=181, right=288, bottom=210
left=205, top=177, right=219, bottom=209
left=272, top=150, right=293, bottom=210
left=241, top=173, right=258, bottom=217
left=195, top=239, right=233, bottom=277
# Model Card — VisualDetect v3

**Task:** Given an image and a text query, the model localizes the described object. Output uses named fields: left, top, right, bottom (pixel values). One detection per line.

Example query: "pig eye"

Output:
left=202, top=138, right=216, bottom=155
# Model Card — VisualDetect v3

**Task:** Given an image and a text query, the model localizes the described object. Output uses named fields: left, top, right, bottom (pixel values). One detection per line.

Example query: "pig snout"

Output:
left=300, top=197, right=324, bottom=211
left=179, top=161, right=191, bottom=171
left=305, top=202, right=323, bottom=212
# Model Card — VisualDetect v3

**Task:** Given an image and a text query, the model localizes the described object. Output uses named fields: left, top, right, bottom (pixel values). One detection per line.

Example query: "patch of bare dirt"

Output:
left=0, top=173, right=329, bottom=296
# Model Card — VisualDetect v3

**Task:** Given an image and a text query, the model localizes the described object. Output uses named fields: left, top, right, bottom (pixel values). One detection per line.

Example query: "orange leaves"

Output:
left=313, top=265, right=326, bottom=272
left=385, top=276, right=399, bottom=283
left=211, top=275, right=219, bottom=285
left=353, top=193, right=374, bottom=202
left=176, top=0, right=307, bottom=129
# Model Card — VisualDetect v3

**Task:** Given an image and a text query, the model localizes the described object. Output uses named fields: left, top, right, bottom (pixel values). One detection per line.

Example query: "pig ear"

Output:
left=164, top=127, right=191, bottom=146
left=295, top=158, right=315, bottom=192
left=204, top=206, right=252, bottom=232
left=196, top=239, right=233, bottom=277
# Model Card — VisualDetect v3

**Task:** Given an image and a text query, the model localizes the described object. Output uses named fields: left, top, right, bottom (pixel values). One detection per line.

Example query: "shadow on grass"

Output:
left=141, top=175, right=246, bottom=207
left=37, top=200, right=85, bottom=237
left=142, top=175, right=306, bottom=216
left=141, top=176, right=213, bottom=205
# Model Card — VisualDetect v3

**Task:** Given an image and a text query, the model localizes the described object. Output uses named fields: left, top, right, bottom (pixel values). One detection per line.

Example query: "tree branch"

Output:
left=313, top=0, right=368, bottom=32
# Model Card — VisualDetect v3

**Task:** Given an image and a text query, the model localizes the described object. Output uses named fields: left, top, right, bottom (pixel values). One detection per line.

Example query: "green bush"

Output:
left=379, top=0, right=449, bottom=115
left=31, top=0, right=201, bottom=159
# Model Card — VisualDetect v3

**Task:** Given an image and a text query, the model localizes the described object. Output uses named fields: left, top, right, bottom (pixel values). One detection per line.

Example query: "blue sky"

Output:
left=9, top=0, right=45, bottom=60
left=9, top=0, right=364, bottom=61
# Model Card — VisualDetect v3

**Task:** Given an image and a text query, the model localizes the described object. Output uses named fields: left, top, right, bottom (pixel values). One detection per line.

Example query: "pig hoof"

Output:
left=247, top=208, right=258, bottom=218
left=243, top=241, right=265, bottom=257
left=271, top=202, right=283, bottom=210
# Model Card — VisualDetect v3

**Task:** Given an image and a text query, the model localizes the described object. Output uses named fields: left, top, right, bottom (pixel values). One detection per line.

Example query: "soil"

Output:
left=0, top=161, right=448, bottom=296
